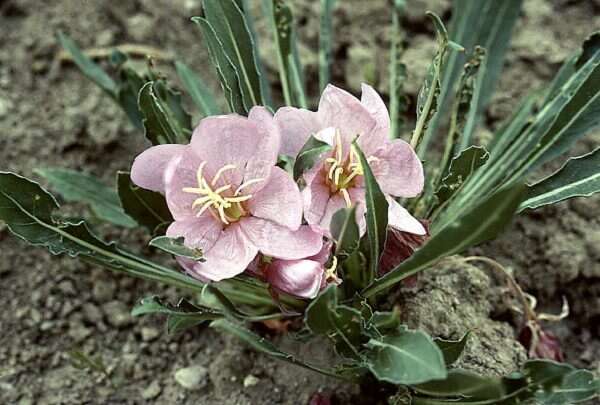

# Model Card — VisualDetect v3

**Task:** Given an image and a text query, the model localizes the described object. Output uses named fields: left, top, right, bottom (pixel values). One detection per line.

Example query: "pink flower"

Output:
left=262, top=241, right=334, bottom=299
left=130, top=107, right=323, bottom=282
left=275, top=84, right=426, bottom=237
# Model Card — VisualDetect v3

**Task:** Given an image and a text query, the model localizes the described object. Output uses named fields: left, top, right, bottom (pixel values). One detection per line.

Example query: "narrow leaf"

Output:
left=389, top=0, right=407, bottom=138
left=520, top=147, right=600, bottom=211
left=263, top=0, right=307, bottom=107
left=330, top=206, right=360, bottom=260
left=175, top=61, right=220, bottom=116
left=0, top=172, right=206, bottom=293
left=149, top=236, right=204, bottom=261
left=138, top=81, right=190, bottom=145
left=210, top=319, right=342, bottom=378
left=318, top=0, right=336, bottom=92
left=203, top=0, right=264, bottom=108
left=413, top=369, right=505, bottom=399
left=193, top=17, right=246, bottom=113
left=363, top=184, right=525, bottom=298
left=57, top=32, right=117, bottom=96
left=117, top=171, right=172, bottom=234
left=434, top=146, right=490, bottom=210
left=293, top=135, right=332, bottom=180
left=35, top=168, right=135, bottom=228
left=353, top=143, right=388, bottom=283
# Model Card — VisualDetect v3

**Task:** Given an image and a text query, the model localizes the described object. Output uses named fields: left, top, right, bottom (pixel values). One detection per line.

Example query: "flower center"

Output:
left=324, top=132, right=377, bottom=207
left=182, top=162, right=263, bottom=225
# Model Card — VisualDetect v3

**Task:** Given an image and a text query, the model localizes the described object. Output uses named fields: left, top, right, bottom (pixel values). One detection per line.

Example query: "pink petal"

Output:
left=360, top=83, right=391, bottom=138
left=314, top=193, right=347, bottom=237
left=302, top=173, right=332, bottom=230
left=175, top=257, right=210, bottom=283
left=130, top=144, right=186, bottom=192
left=308, top=240, right=333, bottom=265
left=240, top=217, right=323, bottom=260
left=190, top=114, right=278, bottom=192
left=165, top=214, right=222, bottom=251
left=247, top=166, right=302, bottom=230
left=371, top=139, right=424, bottom=197
left=266, top=259, right=324, bottom=299
left=387, top=197, right=426, bottom=235
left=317, top=84, right=377, bottom=147
left=274, top=107, right=322, bottom=157
left=163, top=147, right=207, bottom=220
left=189, top=222, right=259, bottom=281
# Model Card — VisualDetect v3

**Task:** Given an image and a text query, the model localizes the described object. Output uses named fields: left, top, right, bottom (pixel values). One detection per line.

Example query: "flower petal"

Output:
left=266, top=259, right=324, bottom=299
left=361, top=83, right=390, bottom=138
left=318, top=84, right=377, bottom=146
left=314, top=193, right=347, bottom=237
left=131, top=144, right=186, bottom=192
left=190, top=114, right=278, bottom=191
left=189, top=222, right=259, bottom=281
left=302, top=172, right=331, bottom=229
left=248, top=166, right=302, bottom=230
left=165, top=214, right=222, bottom=251
left=163, top=147, right=206, bottom=220
left=387, top=197, right=426, bottom=235
left=371, top=139, right=424, bottom=197
left=274, top=106, right=322, bottom=157
left=240, top=217, right=323, bottom=260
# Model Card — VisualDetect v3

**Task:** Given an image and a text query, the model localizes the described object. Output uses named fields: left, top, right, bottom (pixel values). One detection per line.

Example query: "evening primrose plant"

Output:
left=2, top=0, right=600, bottom=403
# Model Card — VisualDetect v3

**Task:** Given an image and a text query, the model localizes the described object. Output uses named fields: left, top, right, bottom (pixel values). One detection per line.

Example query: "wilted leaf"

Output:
left=35, top=168, right=135, bottom=228
left=434, top=332, right=470, bottom=365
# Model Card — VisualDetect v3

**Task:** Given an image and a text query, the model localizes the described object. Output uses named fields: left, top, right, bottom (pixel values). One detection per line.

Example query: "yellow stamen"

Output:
left=211, top=164, right=237, bottom=186
left=341, top=189, right=352, bottom=208
left=235, top=178, right=264, bottom=195
left=325, top=256, right=341, bottom=284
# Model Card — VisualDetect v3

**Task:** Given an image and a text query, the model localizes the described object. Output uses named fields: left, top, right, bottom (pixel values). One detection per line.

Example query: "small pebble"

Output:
left=141, top=380, right=162, bottom=400
left=243, top=374, right=260, bottom=388
left=174, top=365, right=208, bottom=390
left=141, top=327, right=160, bottom=342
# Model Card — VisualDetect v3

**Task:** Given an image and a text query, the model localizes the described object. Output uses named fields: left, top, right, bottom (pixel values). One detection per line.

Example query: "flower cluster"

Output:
left=131, top=84, right=424, bottom=298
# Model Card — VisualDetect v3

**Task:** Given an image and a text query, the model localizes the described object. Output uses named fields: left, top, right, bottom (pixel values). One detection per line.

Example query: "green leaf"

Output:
left=138, top=81, right=190, bottom=145
left=318, top=0, right=336, bottom=92
left=175, top=61, right=220, bottom=117
left=35, top=168, right=135, bottom=228
left=202, top=0, right=264, bottom=108
left=330, top=206, right=360, bottom=260
left=365, top=328, right=447, bottom=385
left=434, top=332, right=470, bottom=365
left=363, top=184, right=525, bottom=298
left=536, top=370, right=600, bottom=404
left=131, top=296, right=221, bottom=333
left=193, top=16, right=246, bottom=114
left=293, top=135, right=332, bottom=180
left=353, top=143, right=388, bottom=283
left=263, top=0, right=307, bottom=107
left=418, top=0, right=523, bottom=154
left=413, top=369, right=505, bottom=399
left=520, top=148, right=600, bottom=211
left=413, top=12, right=452, bottom=151
left=0, top=172, right=206, bottom=293
left=115, top=65, right=147, bottom=130
left=57, top=32, right=117, bottom=96
left=210, top=319, right=343, bottom=379
left=304, top=286, right=366, bottom=359
left=434, top=146, right=490, bottom=210
left=389, top=0, right=407, bottom=138
left=149, top=236, right=204, bottom=261
left=116, top=171, right=172, bottom=234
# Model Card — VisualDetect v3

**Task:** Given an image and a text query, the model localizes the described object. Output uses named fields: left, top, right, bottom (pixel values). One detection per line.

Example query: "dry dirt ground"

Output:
left=0, top=0, right=599, bottom=404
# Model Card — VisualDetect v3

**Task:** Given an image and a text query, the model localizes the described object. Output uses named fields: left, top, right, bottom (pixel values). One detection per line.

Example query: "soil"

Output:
left=0, top=0, right=599, bottom=404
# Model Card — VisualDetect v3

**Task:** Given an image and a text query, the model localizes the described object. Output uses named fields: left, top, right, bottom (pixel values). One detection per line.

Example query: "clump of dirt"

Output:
left=1, top=0, right=599, bottom=403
